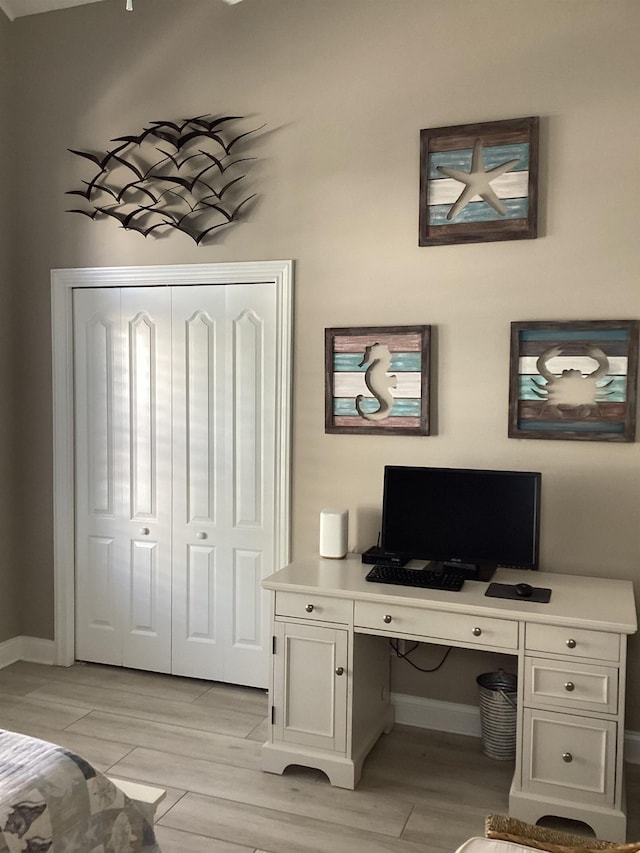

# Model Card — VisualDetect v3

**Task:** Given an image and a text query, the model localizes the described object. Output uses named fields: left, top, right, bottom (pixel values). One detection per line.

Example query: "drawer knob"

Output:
left=472, top=627, right=482, bottom=637
left=564, top=681, right=575, bottom=692
left=196, top=531, right=207, bottom=540
left=305, top=604, right=314, bottom=613
left=335, top=666, right=344, bottom=676
left=383, top=614, right=392, bottom=624
left=139, top=527, right=150, bottom=536
left=562, top=752, right=573, bottom=763
left=566, top=638, right=577, bottom=649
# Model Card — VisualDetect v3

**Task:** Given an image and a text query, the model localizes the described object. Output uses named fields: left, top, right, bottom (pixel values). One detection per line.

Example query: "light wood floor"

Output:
left=0, top=661, right=638, bottom=852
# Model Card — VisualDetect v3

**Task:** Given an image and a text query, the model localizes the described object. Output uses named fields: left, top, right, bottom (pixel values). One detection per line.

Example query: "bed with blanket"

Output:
left=0, top=729, right=160, bottom=852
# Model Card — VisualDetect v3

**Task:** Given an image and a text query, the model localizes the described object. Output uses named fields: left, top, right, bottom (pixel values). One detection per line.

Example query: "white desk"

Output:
left=261, top=555, right=637, bottom=842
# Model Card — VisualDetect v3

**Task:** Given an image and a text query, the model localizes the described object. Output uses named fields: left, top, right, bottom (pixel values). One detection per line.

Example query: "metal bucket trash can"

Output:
left=476, top=671, right=517, bottom=760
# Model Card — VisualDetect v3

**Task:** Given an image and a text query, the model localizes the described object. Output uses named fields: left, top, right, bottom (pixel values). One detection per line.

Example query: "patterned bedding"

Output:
left=0, top=730, right=160, bottom=852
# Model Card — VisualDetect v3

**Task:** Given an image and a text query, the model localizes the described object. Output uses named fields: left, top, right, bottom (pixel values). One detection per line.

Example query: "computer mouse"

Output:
left=515, top=582, right=533, bottom=598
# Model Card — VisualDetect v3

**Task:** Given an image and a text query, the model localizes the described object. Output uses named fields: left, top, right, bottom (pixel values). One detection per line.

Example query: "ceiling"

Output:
left=0, top=0, right=242, bottom=21
left=0, top=0, right=106, bottom=20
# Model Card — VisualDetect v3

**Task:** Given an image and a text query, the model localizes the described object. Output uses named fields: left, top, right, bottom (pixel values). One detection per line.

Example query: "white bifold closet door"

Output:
left=73, top=284, right=276, bottom=688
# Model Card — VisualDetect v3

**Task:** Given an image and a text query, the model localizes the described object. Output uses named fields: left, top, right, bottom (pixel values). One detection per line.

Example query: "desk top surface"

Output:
left=263, top=554, right=637, bottom=634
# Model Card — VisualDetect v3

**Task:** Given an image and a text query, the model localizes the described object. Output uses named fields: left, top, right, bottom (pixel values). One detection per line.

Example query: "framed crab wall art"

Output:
left=508, top=320, right=639, bottom=442
left=324, top=325, right=432, bottom=435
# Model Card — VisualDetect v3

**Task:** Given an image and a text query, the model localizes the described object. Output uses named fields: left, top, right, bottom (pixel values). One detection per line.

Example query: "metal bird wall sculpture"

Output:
left=66, top=115, right=264, bottom=245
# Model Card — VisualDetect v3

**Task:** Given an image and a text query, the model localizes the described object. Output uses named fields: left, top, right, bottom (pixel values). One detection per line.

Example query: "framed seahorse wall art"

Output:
left=419, top=116, right=539, bottom=246
left=324, top=325, right=431, bottom=436
left=508, top=320, right=639, bottom=442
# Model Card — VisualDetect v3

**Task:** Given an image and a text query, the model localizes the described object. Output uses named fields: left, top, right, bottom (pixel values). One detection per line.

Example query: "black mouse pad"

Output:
left=485, top=582, right=551, bottom=603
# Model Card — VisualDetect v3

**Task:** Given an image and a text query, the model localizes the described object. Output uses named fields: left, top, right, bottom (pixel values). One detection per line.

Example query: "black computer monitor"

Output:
left=380, top=465, right=541, bottom=580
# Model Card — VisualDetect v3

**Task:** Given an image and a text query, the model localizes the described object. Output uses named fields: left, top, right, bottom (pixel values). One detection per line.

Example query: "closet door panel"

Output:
left=87, top=536, right=117, bottom=626
left=224, top=284, right=277, bottom=687
left=120, top=288, right=172, bottom=673
left=185, top=308, right=218, bottom=524
left=74, top=288, right=125, bottom=665
left=129, top=313, right=157, bottom=518
left=233, top=309, right=263, bottom=527
left=227, top=284, right=276, bottom=547
left=129, top=538, right=159, bottom=634
left=171, top=286, right=226, bottom=680
left=186, top=544, right=217, bottom=640
left=232, top=549, right=263, bottom=646
left=85, top=316, right=113, bottom=515
left=79, top=535, right=120, bottom=657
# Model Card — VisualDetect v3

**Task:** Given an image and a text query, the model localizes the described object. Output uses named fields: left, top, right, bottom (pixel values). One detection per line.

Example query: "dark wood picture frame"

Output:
left=419, top=116, right=539, bottom=247
left=508, top=320, right=639, bottom=442
left=325, top=325, right=431, bottom=435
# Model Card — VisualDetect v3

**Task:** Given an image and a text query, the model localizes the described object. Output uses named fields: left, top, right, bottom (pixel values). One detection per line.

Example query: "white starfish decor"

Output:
left=436, top=138, right=520, bottom=221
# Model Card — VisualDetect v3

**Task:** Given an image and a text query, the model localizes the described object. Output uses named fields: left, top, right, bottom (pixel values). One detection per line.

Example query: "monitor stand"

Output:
left=441, top=561, right=496, bottom=582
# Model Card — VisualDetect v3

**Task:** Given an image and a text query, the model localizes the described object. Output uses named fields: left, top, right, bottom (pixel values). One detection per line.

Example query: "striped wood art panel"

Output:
left=325, top=327, right=430, bottom=435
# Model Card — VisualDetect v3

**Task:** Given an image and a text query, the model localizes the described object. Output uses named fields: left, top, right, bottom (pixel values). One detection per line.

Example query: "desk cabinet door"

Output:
left=273, top=621, right=348, bottom=753
left=522, top=708, right=616, bottom=806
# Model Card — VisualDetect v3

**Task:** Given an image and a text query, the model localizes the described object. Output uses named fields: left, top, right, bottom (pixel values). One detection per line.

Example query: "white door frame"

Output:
left=51, top=261, right=293, bottom=667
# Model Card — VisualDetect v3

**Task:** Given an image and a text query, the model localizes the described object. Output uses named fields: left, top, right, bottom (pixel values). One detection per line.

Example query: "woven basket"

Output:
left=476, top=671, right=517, bottom=760
left=485, top=814, right=640, bottom=852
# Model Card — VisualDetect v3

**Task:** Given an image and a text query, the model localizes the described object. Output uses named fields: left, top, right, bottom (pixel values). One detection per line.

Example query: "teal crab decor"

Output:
left=508, top=320, right=639, bottom=442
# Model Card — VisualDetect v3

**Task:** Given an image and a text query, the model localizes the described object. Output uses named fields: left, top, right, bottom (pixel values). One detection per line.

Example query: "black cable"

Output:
left=389, top=638, right=453, bottom=672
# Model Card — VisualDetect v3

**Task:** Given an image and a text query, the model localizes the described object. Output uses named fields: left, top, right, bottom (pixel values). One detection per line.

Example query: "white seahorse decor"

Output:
left=325, top=325, right=431, bottom=436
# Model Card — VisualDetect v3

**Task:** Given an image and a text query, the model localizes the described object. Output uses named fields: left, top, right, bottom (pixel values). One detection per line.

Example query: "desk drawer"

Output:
left=354, top=601, right=518, bottom=650
left=525, top=624, right=619, bottom=662
left=525, top=657, right=618, bottom=715
left=275, top=591, right=352, bottom=624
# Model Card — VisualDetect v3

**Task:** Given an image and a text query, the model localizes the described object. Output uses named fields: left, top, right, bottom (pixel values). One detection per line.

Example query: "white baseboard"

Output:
left=391, top=691, right=640, bottom=765
left=391, top=691, right=482, bottom=737
left=0, top=637, right=24, bottom=669
left=22, top=636, right=57, bottom=665
left=0, top=635, right=56, bottom=668
left=624, top=729, right=640, bottom=765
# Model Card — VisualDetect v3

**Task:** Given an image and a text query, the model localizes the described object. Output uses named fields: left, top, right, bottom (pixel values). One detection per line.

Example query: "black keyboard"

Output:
left=365, top=564, right=466, bottom=591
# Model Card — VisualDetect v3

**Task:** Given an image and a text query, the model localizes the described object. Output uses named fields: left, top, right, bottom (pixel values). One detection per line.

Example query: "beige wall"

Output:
left=8, top=0, right=640, bottom=721
left=0, top=11, right=20, bottom=642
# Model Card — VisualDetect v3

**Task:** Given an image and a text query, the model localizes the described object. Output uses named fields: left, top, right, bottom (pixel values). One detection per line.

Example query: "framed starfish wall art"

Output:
left=419, top=116, right=539, bottom=246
